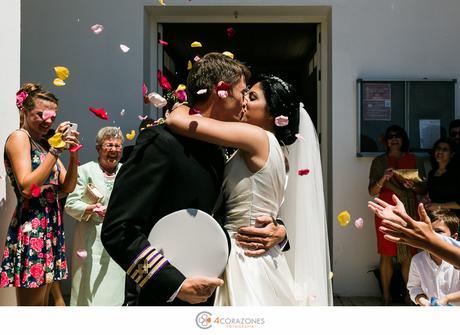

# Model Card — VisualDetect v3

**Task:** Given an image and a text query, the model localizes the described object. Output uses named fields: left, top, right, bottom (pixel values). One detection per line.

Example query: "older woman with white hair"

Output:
left=65, top=127, right=125, bottom=305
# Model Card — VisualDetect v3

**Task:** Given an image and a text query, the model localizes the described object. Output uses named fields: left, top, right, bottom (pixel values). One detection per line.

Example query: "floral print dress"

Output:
left=0, top=133, right=68, bottom=288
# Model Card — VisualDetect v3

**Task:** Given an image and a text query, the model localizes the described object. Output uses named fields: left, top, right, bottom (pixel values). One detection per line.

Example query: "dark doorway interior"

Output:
left=160, top=23, right=319, bottom=128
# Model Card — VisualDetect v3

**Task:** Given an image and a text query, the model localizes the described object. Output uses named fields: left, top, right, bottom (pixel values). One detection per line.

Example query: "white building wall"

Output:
left=0, top=0, right=21, bottom=305
left=9, top=0, right=460, bottom=299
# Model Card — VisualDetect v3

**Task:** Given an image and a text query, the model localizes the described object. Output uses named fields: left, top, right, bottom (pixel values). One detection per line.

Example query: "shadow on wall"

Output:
left=0, top=177, right=18, bottom=305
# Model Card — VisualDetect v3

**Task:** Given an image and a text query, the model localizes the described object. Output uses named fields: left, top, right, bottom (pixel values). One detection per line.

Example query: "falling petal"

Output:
left=329, top=272, right=334, bottom=280
left=194, top=55, right=201, bottom=62
left=148, top=92, right=167, bottom=108
left=138, top=115, right=148, bottom=121
left=54, top=66, right=69, bottom=80
left=187, top=60, right=193, bottom=70
left=226, top=27, right=235, bottom=39
left=69, top=144, right=83, bottom=153
left=197, top=89, right=207, bottom=95
left=30, top=184, right=41, bottom=198
left=90, top=24, right=104, bottom=35
left=274, top=115, right=289, bottom=127
left=157, top=70, right=172, bottom=91
left=120, top=44, right=130, bottom=53
left=76, top=249, right=88, bottom=259
left=159, top=39, right=168, bottom=45
left=175, top=90, right=187, bottom=102
left=354, top=218, right=364, bottom=229
left=120, top=109, right=126, bottom=116
left=142, top=83, right=148, bottom=96
left=42, top=110, right=56, bottom=121
left=298, top=169, right=310, bottom=176
left=189, top=107, right=201, bottom=115
left=48, top=133, right=66, bottom=149
left=53, top=78, right=66, bottom=87
left=191, top=41, right=202, bottom=48
left=217, top=90, right=228, bottom=98
left=337, top=210, right=351, bottom=226
left=175, top=84, right=186, bottom=92
left=89, top=106, right=109, bottom=120
left=158, top=0, right=166, bottom=5
left=222, top=51, right=234, bottom=59
left=126, top=130, right=136, bottom=140
left=295, top=133, right=305, bottom=141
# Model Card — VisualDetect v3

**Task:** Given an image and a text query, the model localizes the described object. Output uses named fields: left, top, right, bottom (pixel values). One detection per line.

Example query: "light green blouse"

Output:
left=65, top=161, right=125, bottom=306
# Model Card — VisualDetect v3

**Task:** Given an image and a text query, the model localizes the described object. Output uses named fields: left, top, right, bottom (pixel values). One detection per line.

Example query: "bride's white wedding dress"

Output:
left=214, top=131, right=297, bottom=306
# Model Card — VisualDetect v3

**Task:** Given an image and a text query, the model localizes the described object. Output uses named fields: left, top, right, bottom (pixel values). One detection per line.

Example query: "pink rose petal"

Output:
left=354, top=218, right=364, bottom=229
left=275, top=115, right=289, bottom=127
left=91, top=24, right=104, bottom=35
left=159, top=39, right=169, bottom=46
left=298, top=169, right=310, bottom=176
left=42, top=109, right=56, bottom=121
left=76, top=249, right=87, bottom=259
left=142, top=83, right=148, bottom=96
left=217, top=90, right=228, bottom=98
left=295, top=133, right=305, bottom=141
left=189, top=107, right=201, bottom=115
left=226, top=27, right=236, bottom=39
left=120, top=44, right=130, bottom=53
left=69, top=144, right=83, bottom=153
left=194, top=55, right=201, bottom=62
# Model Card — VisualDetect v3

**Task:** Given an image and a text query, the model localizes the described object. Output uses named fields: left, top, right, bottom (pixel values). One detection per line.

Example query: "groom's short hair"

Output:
left=186, top=52, right=251, bottom=106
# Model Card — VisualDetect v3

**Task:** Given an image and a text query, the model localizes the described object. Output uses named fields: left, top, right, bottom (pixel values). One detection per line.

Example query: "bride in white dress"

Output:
left=167, top=75, right=332, bottom=305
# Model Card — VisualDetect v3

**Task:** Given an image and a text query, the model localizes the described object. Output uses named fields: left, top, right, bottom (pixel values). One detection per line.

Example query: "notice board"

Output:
left=357, top=79, right=456, bottom=156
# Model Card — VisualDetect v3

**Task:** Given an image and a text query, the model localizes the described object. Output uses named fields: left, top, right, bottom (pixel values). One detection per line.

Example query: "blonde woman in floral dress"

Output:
left=0, top=83, right=79, bottom=306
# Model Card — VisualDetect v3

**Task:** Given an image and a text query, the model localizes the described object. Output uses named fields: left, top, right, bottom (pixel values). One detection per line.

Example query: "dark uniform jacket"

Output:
left=101, top=125, right=225, bottom=306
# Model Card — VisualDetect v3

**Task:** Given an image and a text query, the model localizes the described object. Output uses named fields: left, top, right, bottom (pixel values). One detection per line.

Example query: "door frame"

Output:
left=145, top=5, right=333, bottom=243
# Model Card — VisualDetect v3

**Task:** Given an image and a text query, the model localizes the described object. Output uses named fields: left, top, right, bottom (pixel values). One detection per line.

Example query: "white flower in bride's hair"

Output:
left=275, top=115, right=289, bottom=127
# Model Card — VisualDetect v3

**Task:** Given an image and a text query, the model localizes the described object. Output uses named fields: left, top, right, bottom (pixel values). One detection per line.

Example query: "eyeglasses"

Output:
left=386, top=133, right=402, bottom=140
left=102, top=143, right=122, bottom=151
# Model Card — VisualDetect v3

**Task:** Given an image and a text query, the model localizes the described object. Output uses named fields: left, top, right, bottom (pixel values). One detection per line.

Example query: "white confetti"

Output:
left=120, top=109, right=126, bottom=116
left=120, top=44, right=130, bottom=53
left=197, top=89, right=207, bottom=95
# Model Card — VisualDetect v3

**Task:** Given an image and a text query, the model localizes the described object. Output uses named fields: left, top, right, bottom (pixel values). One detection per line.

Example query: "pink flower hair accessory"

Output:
left=16, top=91, right=28, bottom=109
left=274, top=115, right=289, bottom=127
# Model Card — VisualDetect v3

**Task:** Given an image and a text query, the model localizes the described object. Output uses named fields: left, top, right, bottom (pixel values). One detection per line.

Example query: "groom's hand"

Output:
left=235, top=216, right=286, bottom=257
left=177, top=276, right=224, bottom=304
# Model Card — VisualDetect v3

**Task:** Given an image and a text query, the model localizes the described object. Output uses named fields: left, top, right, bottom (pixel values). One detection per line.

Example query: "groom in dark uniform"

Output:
left=101, top=53, right=287, bottom=305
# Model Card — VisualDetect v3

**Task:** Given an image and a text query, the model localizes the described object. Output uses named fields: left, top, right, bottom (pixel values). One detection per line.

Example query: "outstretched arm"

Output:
left=368, top=195, right=460, bottom=268
left=166, top=106, right=267, bottom=155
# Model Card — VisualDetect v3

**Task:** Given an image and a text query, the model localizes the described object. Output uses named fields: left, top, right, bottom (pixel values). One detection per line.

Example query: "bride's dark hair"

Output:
left=257, top=75, right=300, bottom=145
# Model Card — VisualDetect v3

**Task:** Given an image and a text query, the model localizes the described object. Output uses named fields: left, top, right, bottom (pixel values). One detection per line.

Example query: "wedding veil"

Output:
left=279, top=103, right=333, bottom=306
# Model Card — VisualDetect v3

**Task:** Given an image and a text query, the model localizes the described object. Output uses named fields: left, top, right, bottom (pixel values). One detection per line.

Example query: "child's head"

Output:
left=428, top=210, right=459, bottom=240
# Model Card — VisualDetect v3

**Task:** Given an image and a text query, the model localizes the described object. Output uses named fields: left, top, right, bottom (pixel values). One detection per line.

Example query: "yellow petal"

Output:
left=47, top=132, right=66, bottom=149
left=54, top=66, right=69, bottom=80
left=329, top=272, right=334, bottom=280
left=187, top=60, right=192, bottom=70
left=158, top=0, right=166, bottom=5
left=337, top=210, right=351, bottom=226
left=222, top=51, right=234, bottom=59
left=175, top=84, right=186, bottom=92
left=191, top=41, right=202, bottom=48
left=53, top=78, right=66, bottom=87
left=126, top=130, right=136, bottom=140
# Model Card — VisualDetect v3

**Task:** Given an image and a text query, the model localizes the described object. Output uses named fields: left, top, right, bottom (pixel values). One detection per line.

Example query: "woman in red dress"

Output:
left=368, top=125, right=424, bottom=305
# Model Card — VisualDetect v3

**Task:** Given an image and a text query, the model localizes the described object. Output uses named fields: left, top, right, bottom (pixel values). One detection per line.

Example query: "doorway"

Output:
left=158, top=23, right=319, bottom=129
